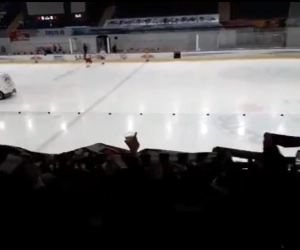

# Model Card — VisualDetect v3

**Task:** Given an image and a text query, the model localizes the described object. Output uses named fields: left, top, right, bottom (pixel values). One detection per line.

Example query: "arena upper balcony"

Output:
left=109, top=3, right=293, bottom=31
left=113, top=2, right=291, bottom=20
left=114, top=2, right=218, bottom=19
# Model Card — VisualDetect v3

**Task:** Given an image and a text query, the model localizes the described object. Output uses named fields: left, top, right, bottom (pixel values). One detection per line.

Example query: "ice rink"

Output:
left=1, top=59, right=300, bottom=156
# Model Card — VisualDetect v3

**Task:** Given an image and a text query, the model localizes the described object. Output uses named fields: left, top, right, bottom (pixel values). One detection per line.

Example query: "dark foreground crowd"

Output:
left=1, top=132, right=300, bottom=248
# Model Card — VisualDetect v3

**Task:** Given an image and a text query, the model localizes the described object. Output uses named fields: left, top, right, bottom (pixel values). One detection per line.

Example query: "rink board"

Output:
left=1, top=49, right=300, bottom=63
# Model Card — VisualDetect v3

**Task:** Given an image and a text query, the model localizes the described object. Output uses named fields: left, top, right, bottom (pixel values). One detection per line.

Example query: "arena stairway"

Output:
left=7, top=11, right=23, bottom=32
left=99, top=5, right=116, bottom=26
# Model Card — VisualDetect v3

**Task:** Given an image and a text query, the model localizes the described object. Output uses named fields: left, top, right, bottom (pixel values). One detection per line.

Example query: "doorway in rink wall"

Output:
left=96, top=35, right=110, bottom=53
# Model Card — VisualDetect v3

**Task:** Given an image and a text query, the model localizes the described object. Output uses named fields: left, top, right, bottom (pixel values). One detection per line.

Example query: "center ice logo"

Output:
left=214, top=103, right=265, bottom=145
left=214, top=101, right=300, bottom=146
left=214, top=114, right=263, bottom=145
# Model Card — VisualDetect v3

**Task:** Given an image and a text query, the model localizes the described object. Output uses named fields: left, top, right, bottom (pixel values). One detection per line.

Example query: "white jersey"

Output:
left=99, top=50, right=106, bottom=58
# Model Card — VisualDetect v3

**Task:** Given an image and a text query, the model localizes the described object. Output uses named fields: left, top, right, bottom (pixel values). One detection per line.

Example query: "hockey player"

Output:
left=83, top=43, right=88, bottom=60
left=99, top=49, right=106, bottom=65
left=85, top=55, right=92, bottom=68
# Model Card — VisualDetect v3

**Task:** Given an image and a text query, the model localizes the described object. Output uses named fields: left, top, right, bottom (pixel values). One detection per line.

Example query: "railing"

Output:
left=108, top=28, right=289, bottom=53
left=234, top=29, right=286, bottom=49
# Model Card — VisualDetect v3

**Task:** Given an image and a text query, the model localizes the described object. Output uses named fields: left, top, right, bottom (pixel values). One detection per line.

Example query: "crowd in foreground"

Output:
left=1, top=132, right=300, bottom=248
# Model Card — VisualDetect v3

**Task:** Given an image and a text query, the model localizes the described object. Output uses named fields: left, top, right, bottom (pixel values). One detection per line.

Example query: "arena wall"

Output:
left=0, top=48, right=300, bottom=64
left=0, top=27, right=299, bottom=55
left=286, top=27, right=300, bottom=47
left=0, top=30, right=234, bottom=54
left=107, top=30, right=236, bottom=52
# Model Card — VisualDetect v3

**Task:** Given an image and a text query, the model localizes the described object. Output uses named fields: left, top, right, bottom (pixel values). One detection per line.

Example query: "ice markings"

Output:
left=52, top=68, right=77, bottom=81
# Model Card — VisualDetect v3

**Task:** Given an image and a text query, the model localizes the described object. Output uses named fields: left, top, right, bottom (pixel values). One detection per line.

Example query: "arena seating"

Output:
left=1, top=132, right=300, bottom=247
left=114, top=2, right=219, bottom=18
left=231, top=2, right=290, bottom=20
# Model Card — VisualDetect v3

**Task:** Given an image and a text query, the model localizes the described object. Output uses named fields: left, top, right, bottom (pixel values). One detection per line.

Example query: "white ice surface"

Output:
left=1, top=60, right=300, bottom=156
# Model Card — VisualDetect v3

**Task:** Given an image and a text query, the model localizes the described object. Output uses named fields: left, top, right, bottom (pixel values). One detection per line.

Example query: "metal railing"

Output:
left=234, top=29, right=286, bottom=49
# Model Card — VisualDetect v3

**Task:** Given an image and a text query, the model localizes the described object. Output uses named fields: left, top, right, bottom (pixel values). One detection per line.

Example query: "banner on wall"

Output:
left=44, top=29, right=65, bottom=36
left=221, top=18, right=286, bottom=28
left=9, top=30, right=30, bottom=42
left=30, top=55, right=43, bottom=62
left=104, top=14, right=219, bottom=28
left=53, top=55, right=65, bottom=61
left=141, top=53, right=154, bottom=61
left=70, top=27, right=105, bottom=36
left=36, top=29, right=66, bottom=36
